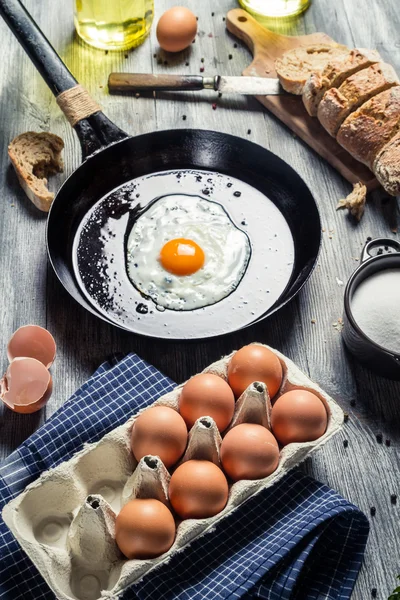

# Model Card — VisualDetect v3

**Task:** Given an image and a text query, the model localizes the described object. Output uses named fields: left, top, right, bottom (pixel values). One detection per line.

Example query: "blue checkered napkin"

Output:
left=0, top=354, right=369, bottom=600
left=130, top=471, right=369, bottom=600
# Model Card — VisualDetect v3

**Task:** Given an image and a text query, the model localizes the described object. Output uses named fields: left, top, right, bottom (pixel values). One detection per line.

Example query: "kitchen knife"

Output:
left=108, top=73, right=284, bottom=95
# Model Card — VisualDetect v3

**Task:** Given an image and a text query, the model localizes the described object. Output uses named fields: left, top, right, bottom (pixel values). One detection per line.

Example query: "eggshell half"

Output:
left=0, top=357, right=52, bottom=414
left=7, top=325, right=56, bottom=368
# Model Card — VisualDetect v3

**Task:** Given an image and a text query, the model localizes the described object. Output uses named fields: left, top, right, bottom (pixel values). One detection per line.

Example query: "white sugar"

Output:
left=351, top=268, right=400, bottom=353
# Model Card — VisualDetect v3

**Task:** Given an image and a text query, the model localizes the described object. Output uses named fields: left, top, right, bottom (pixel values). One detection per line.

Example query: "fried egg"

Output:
left=126, top=194, right=251, bottom=311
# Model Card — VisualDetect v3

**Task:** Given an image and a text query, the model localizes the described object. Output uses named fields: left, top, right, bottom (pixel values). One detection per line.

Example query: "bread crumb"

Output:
left=336, top=182, right=367, bottom=221
left=336, top=277, right=344, bottom=286
left=311, top=318, right=316, bottom=324
left=333, top=317, right=344, bottom=332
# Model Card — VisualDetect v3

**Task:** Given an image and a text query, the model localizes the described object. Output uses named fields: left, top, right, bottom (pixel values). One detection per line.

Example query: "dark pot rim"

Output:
left=344, top=237, right=400, bottom=358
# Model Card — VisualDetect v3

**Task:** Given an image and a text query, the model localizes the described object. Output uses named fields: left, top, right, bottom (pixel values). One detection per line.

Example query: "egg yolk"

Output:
left=159, top=238, right=205, bottom=276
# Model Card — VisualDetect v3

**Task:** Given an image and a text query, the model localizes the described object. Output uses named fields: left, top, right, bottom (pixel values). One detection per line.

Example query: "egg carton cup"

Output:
left=2, top=343, right=344, bottom=600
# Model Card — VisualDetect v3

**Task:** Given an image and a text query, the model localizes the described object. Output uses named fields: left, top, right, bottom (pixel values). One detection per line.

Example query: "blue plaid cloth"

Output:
left=0, top=353, right=369, bottom=600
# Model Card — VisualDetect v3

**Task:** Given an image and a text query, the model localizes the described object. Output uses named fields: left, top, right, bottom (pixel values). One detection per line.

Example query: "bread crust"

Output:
left=275, top=43, right=348, bottom=95
left=303, top=48, right=381, bottom=116
left=318, top=63, right=399, bottom=136
left=373, top=131, right=400, bottom=195
left=336, top=87, right=400, bottom=169
left=8, top=132, right=64, bottom=212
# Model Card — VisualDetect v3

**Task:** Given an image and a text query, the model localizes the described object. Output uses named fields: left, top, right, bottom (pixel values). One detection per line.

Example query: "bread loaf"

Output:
left=8, top=132, right=64, bottom=212
left=302, top=48, right=381, bottom=116
left=275, top=44, right=348, bottom=95
left=318, top=63, right=399, bottom=137
left=336, top=87, right=400, bottom=169
left=373, top=132, right=400, bottom=195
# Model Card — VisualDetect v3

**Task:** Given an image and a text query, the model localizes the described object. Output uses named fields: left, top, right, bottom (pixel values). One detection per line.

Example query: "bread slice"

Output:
left=318, top=63, right=399, bottom=137
left=8, top=132, right=64, bottom=212
left=302, top=48, right=382, bottom=116
left=275, top=43, right=348, bottom=95
left=373, top=131, right=400, bottom=196
left=336, top=87, right=400, bottom=169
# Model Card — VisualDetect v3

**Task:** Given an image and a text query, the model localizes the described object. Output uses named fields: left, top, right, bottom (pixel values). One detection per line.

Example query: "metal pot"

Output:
left=343, top=237, right=400, bottom=379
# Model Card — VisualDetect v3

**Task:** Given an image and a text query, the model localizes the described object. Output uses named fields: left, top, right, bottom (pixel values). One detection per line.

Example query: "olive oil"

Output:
left=238, top=0, right=310, bottom=19
left=74, top=0, right=154, bottom=51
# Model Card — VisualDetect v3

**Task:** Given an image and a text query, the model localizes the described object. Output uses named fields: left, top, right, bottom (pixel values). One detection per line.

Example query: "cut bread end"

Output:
left=373, top=132, right=400, bottom=196
left=275, top=43, right=348, bottom=95
left=8, top=132, right=64, bottom=212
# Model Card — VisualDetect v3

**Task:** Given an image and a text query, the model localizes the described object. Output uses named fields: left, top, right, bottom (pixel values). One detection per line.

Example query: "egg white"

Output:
left=126, top=194, right=251, bottom=311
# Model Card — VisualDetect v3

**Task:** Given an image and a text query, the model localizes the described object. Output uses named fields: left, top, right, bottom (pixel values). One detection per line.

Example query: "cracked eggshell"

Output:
left=0, top=357, right=52, bottom=413
left=7, top=324, right=56, bottom=368
left=2, top=343, right=344, bottom=600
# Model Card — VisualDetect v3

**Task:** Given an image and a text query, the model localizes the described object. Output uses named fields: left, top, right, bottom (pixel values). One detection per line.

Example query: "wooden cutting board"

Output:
left=226, top=8, right=379, bottom=191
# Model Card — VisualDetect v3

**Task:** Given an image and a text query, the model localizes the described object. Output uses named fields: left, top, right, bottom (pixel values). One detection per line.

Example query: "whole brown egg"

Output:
left=156, top=7, right=197, bottom=53
left=169, top=460, right=229, bottom=519
left=271, top=389, right=328, bottom=445
left=115, top=498, right=176, bottom=559
left=131, top=406, right=188, bottom=468
left=220, top=424, right=280, bottom=481
left=179, top=373, right=235, bottom=432
left=227, top=344, right=283, bottom=399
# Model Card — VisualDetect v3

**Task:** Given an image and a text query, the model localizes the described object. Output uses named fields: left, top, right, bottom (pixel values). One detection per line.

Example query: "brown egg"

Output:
left=169, top=460, right=229, bottom=519
left=156, top=6, right=197, bottom=53
left=131, top=406, right=187, bottom=468
left=7, top=325, right=56, bottom=368
left=0, top=357, right=53, bottom=414
left=271, top=389, right=328, bottom=446
left=115, top=498, right=176, bottom=559
left=179, top=373, right=235, bottom=432
left=220, top=424, right=279, bottom=481
left=227, top=344, right=283, bottom=399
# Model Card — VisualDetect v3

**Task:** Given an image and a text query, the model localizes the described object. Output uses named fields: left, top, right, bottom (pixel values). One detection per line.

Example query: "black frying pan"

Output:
left=0, top=0, right=321, bottom=340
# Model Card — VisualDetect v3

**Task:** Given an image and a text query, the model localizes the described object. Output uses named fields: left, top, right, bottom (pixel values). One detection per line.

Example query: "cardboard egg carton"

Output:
left=2, top=344, right=344, bottom=600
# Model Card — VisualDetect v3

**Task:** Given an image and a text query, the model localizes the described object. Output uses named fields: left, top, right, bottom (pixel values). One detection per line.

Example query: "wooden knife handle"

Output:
left=108, top=73, right=207, bottom=93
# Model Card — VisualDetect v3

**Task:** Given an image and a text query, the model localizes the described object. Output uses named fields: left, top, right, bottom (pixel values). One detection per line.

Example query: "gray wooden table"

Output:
left=0, top=0, right=399, bottom=598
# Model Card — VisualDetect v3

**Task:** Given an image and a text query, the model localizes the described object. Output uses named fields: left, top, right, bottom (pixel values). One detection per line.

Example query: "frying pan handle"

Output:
left=0, top=0, right=128, bottom=159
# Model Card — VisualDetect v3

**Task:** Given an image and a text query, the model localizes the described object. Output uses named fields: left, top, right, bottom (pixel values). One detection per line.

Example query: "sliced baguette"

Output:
left=336, top=87, right=400, bottom=169
left=373, top=131, right=400, bottom=196
left=275, top=43, right=348, bottom=95
left=302, top=48, right=382, bottom=116
left=8, top=132, right=64, bottom=212
left=318, top=63, right=399, bottom=137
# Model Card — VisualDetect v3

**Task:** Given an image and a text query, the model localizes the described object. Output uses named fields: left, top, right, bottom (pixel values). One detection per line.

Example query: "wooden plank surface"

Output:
left=0, top=0, right=399, bottom=598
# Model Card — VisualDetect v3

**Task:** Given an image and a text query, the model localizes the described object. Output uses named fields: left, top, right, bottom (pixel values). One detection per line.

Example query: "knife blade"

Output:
left=108, top=73, right=284, bottom=96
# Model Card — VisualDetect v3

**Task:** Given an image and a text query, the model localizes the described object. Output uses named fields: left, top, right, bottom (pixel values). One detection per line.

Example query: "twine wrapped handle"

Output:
left=56, top=85, right=102, bottom=127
